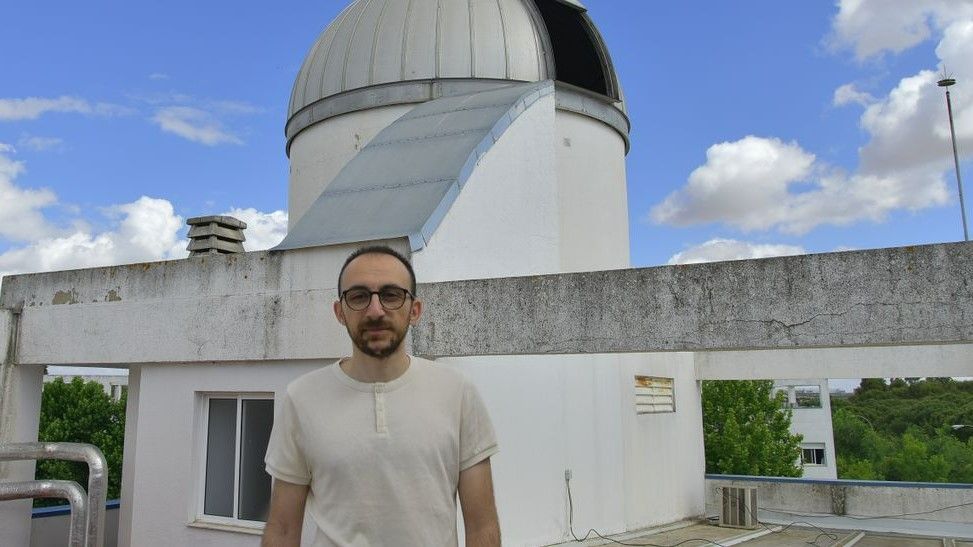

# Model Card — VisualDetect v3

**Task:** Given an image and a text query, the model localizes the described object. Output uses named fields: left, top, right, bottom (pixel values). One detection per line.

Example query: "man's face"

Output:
left=333, top=253, right=422, bottom=359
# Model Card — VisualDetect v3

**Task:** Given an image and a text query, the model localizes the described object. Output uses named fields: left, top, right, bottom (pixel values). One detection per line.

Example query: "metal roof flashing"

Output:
left=275, top=81, right=556, bottom=253
left=550, top=0, right=587, bottom=11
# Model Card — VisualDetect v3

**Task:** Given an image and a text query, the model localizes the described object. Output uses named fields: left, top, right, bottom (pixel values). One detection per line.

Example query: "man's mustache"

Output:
left=360, top=319, right=393, bottom=330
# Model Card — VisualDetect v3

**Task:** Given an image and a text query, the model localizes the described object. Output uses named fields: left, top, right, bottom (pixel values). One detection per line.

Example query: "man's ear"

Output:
left=333, top=300, right=346, bottom=325
left=409, top=298, right=423, bottom=325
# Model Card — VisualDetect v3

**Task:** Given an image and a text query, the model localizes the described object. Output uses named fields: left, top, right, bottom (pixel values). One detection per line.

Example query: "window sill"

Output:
left=187, top=519, right=265, bottom=536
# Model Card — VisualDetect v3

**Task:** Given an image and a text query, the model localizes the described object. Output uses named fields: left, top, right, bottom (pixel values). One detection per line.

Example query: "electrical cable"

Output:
left=760, top=499, right=973, bottom=521
left=566, top=477, right=732, bottom=547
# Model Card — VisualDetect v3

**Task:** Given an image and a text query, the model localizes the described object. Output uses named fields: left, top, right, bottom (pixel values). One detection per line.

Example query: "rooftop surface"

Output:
left=553, top=517, right=973, bottom=547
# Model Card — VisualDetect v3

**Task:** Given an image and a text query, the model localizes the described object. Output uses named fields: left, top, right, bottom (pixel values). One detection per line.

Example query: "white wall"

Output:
left=438, top=353, right=704, bottom=546
left=554, top=110, right=630, bottom=272
left=126, top=361, right=328, bottom=547
left=288, top=105, right=415, bottom=228
left=413, top=93, right=560, bottom=282
left=0, top=362, right=44, bottom=547
left=621, top=353, right=706, bottom=530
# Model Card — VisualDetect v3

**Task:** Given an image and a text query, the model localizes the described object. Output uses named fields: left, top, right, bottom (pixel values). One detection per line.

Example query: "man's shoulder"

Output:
left=286, top=362, right=340, bottom=398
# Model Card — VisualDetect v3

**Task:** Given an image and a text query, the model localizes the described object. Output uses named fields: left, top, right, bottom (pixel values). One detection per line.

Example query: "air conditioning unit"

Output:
left=719, top=486, right=758, bottom=529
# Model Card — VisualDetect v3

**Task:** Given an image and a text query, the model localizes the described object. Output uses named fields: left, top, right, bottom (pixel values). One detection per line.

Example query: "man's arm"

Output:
left=458, top=458, right=500, bottom=547
left=261, top=478, right=309, bottom=547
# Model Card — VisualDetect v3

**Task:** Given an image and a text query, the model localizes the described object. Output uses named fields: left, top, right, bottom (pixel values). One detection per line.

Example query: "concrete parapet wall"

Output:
left=0, top=242, right=970, bottom=366
left=413, top=242, right=973, bottom=356
left=0, top=242, right=410, bottom=365
left=705, top=476, right=973, bottom=523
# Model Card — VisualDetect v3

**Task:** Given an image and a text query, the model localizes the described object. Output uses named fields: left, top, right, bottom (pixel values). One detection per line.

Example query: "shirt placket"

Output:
left=374, top=383, right=388, bottom=435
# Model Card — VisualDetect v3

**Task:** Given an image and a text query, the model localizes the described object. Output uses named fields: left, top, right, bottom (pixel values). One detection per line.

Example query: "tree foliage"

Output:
left=701, top=380, right=803, bottom=477
left=35, top=377, right=126, bottom=507
left=833, top=378, right=973, bottom=483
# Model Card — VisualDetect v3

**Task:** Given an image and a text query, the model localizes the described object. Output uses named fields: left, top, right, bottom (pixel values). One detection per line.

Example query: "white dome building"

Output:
left=281, top=0, right=631, bottom=279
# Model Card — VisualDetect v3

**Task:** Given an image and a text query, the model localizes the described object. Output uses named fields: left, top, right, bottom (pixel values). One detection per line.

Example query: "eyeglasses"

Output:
left=340, top=286, right=414, bottom=311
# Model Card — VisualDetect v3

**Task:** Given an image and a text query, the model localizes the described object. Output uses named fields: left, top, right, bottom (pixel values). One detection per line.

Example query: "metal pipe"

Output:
left=0, top=479, right=87, bottom=547
left=0, top=442, right=107, bottom=547
left=939, top=78, right=969, bottom=241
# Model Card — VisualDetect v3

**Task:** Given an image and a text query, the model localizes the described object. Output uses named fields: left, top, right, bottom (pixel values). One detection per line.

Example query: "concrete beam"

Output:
left=0, top=245, right=378, bottom=365
left=1, top=242, right=970, bottom=365
left=412, top=242, right=973, bottom=356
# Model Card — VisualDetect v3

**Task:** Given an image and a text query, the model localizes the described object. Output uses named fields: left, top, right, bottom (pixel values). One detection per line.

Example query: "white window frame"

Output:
left=192, top=392, right=274, bottom=532
left=800, top=443, right=827, bottom=466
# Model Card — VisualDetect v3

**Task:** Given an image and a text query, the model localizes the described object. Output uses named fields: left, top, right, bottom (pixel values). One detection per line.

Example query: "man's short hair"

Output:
left=338, top=245, right=417, bottom=294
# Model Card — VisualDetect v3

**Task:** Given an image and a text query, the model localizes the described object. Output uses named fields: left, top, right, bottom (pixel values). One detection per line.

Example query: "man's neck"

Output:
left=340, top=349, right=411, bottom=383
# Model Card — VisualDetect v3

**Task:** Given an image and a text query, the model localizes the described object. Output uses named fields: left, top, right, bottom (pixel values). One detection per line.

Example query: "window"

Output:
left=793, top=385, right=821, bottom=408
left=777, top=385, right=822, bottom=409
left=635, top=376, right=675, bottom=414
left=197, top=394, right=274, bottom=525
left=533, top=0, right=618, bottom=98
left=801, top=444, right=826, bottom=466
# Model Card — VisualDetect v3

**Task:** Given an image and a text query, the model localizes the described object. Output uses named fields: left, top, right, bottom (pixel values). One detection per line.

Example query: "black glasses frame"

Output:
left=340, top=286, right=415, bottom=311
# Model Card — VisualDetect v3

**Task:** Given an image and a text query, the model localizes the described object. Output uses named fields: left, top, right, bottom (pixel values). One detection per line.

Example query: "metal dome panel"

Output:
left=288, top=0, right=552, bottom=120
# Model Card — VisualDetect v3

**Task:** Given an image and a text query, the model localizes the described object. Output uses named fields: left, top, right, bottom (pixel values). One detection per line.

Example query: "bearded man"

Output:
left=262, top=245, right=500, bottom=547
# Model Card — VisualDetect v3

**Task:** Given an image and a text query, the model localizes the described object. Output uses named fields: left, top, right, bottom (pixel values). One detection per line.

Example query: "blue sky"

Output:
left=1, top=0, right=972, bottom=279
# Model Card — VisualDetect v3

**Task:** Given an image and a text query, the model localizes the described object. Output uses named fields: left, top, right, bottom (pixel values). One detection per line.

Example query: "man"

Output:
left=262, top=245, right=500, bottom=547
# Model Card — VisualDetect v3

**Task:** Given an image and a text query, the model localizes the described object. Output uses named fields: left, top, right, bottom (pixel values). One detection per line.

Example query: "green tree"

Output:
left=701, top=380, right=803, bottom=477
left=35, top=377, right=126, bottom=507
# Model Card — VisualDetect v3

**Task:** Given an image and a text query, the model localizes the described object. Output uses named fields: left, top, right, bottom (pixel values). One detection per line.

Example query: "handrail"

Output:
left=0, top=479, right=87, bottom=547
left=0, top=442, right=107, bottom=547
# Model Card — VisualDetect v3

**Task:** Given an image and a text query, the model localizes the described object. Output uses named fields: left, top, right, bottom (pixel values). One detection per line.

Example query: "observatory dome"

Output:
left=287, top=0, right=624, bottom=147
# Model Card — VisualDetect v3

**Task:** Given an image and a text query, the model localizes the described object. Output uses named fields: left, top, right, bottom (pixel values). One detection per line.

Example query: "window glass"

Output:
left=801, top=446, right=826, bottom=465
left=204, top=398, right=237, bottom=517
left=793, top=386, right=822, bottom=408
left=238, top=399, right=274, bottom=521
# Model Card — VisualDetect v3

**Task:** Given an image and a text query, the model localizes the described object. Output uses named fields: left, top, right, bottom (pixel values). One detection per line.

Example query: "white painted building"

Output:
left=773, top=379, right=838, bottom=480
left=4, top=2, right=970, bottom=547
left=43, top=371, right=128, bottom=402
left=113, top=1, right=705, bottom=545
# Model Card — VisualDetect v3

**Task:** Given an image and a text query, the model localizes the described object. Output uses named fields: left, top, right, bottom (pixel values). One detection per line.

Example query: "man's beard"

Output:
left=350, top=319, right=408, bottom=359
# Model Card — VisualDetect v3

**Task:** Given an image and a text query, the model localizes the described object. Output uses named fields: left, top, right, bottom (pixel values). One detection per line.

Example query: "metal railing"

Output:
left=1, top=480, right=87, bottom=547
left=0, top=442, right=107, bottom=547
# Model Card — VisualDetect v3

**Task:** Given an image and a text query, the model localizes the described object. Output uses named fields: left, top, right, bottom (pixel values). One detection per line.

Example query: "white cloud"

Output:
left=653, top=7, right=973, bottom=237
left=667, top=238, right=807, bottom=265
left=649, top=136, right=950, bottom=234
left=17, top=135, right=65, bottom=152
left=148, top=73, right=169, bottom=80
left=222, top=207, right=287, bottom=250
left=0, top=152, right=289, bottom=280
left=833, top=83, right=875, bottom=107
left=0, top=196, right=187, bottom=278
left=0, top=96, right=131, bottom=121
left=0, top=144, right=58, bottom=242
left=151, top=106, right=243, bottom=146
left=829, top=0, right=973, bottom=61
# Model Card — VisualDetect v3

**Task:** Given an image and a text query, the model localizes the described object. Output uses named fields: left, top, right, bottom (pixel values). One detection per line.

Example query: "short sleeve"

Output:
left=459, top=379, right=499, bottom=471
left=264, top=388, right=312, bottom=485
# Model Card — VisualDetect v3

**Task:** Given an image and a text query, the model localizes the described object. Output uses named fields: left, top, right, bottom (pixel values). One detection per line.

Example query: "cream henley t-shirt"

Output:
left=264, top=356, right=498, bottom=546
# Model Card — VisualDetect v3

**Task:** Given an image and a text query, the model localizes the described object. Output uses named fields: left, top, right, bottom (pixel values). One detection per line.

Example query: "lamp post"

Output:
left=937, top=77, right=969, bottom=242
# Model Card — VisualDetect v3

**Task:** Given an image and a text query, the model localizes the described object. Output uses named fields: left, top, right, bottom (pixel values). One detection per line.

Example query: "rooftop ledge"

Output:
left=1, top=241, right=971, bottom=366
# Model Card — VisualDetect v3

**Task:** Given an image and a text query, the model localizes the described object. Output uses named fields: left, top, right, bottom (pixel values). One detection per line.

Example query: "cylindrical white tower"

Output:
left=286, top=0, right=631, bottom=270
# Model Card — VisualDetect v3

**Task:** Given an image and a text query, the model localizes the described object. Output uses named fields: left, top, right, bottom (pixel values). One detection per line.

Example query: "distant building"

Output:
left=773, top=379, right=838, bottom=480
left=43, top=370, right=128, bottom=402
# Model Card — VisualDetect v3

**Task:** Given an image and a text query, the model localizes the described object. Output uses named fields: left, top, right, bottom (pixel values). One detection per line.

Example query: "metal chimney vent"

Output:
left=186, top=215, right=247, bottom=256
